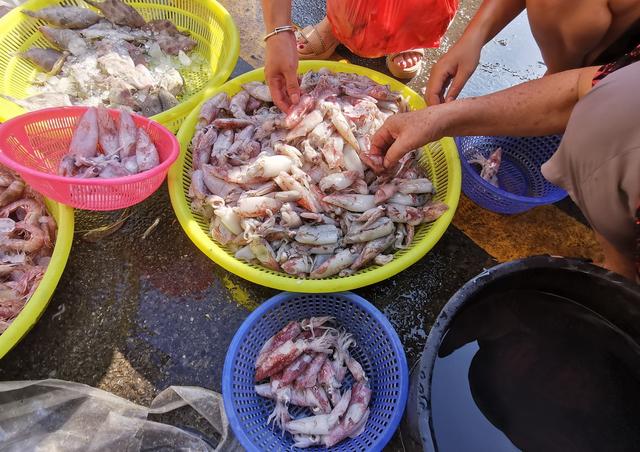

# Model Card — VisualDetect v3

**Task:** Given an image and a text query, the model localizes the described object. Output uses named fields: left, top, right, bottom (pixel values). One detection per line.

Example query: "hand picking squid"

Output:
left=254, top=317, right=371, bottom=448
left=0, top=166, right=56, bottom=335
left=188, top=70, right=449, bottom=278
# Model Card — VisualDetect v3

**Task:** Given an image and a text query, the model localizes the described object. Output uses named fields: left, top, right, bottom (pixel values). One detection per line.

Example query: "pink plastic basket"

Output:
left=0, top=107, right=179, bottom=210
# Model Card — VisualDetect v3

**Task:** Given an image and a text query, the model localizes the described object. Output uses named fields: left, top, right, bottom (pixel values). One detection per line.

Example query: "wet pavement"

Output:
left=0, top=0, right=604, bottom=450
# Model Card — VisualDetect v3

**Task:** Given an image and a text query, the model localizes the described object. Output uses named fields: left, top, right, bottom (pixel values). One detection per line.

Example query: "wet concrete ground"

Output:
left=0, top=0, right=603, bottom=450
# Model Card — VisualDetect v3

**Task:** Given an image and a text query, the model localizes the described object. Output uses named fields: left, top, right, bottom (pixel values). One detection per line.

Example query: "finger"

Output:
left=283, top=69, right=301, bottom=105
left=426, top=65, right=451, bottom=106
left=383, top=136, right=412, bottom=169
left=269, top=77, right=291, bottom=113
left=445, top=69, right=472, bottom=103
left=370, top=121, right=396, bottom=156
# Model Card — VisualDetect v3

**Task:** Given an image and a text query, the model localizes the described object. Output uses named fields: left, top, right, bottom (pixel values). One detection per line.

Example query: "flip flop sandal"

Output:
left=295, top=24, right=339, bottom=60
left=386, top=49, right=425, bottom=79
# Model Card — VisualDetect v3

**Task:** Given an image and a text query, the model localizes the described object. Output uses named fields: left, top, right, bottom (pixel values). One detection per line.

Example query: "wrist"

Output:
left=264, top=25, right=296, bottom=42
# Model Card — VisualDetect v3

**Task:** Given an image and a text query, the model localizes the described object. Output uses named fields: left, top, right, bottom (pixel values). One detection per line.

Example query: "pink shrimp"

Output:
left=0, top=221, right=45, bottom=254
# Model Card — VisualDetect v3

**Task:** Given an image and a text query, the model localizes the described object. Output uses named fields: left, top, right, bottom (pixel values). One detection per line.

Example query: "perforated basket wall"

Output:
left=0, top=0, right=239, bottom=132
left=0, top=198, right=73, bottom=359
left=222, top=291, right=409, bottom=452
left=0, top=106, right=179, bottom=210
left=168, top=61, right=462, bottom=292
left=455, top=135, right=567, bottom=215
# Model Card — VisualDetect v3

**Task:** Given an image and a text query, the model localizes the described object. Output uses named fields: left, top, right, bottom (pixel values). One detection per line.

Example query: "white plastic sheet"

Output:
left=0, top=379, right=241, bottom=451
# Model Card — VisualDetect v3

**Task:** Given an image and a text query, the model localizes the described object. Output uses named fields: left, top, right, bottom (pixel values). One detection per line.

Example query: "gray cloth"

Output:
left=542, top=61, right=640, bottom=260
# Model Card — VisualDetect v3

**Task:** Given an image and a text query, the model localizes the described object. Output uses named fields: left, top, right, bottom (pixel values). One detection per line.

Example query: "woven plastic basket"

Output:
left=455, top=135, right=567, bottom=214
left=0, top=106, right=179, bottom=210
left=168, top=60, right=461, bottom=292
left=222, top=291, right=409, bottom=452
left=0, top=197, right=73, bottom=359
left=0, top=0, right=239, bottom=132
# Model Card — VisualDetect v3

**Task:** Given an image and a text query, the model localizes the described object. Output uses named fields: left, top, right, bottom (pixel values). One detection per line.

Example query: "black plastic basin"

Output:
left=404, top=256, right=640, bottom=452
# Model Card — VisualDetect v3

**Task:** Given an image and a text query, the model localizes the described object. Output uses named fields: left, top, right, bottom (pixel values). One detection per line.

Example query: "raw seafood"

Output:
left=17, top=1, right=203, bottom=116
left=469, top=147, right=502, bottom=187
left=58, top=107, right=160, bottom=178
left=254, top=317, right=370, bottom=447
left=23, top=6, right=101, bottom=29
left=188, top=70, right=448, bottom=278
left=0, top=167, right=56, bottom=334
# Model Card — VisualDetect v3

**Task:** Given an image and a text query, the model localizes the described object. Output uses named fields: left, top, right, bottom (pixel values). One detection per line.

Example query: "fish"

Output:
left=19, top=48, right=67, bottom=74
left=23, top=7, right=101, bottom=29
left=85, top=0, right=146, bottom=28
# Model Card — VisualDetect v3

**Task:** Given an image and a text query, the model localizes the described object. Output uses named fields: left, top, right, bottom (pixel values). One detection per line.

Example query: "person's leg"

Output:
left=594, top=232, right=637, bottom=281
left=296, top=17, right=339, bottom=60
left=526, top=0, right=612, bottom=73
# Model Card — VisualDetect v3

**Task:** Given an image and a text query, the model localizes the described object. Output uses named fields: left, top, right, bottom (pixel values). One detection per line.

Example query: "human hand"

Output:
left=425, top=40, right=481, bottom=105
left=264, top=32, right=301, bottom=113
left=370, top=108, right=446, bottom=169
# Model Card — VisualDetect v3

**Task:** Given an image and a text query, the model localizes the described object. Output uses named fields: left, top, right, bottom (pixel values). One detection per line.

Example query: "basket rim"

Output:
left=0, top=198, right=74, bottom=359
left=455, top=135, right=567, bottom=205
left=0, top=0, right=240, bottom=127
left=168, top=60, right=462, bottom=293
left=221, top=290, right=409, bottom=452
left=0, top=106, right=180, bottom=185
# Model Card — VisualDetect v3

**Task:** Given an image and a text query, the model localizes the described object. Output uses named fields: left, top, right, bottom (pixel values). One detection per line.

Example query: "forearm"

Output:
left=435, top=67, right=597, bottom=138
left=460, top=0, right=525, bottom=45
left=261, top=0, right=292, bottom=30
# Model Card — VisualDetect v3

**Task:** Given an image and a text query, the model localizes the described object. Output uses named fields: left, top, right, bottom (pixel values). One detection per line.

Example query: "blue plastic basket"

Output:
left=222, top=292, right=409, bottom=452
left=455, top=135, right=567, bottom=214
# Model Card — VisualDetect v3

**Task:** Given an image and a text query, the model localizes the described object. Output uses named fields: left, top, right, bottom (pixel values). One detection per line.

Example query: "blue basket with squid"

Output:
left=222, top=291, right=408, bottom=451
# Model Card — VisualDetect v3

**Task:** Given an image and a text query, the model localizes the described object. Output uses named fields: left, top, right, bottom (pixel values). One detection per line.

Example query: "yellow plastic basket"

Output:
left=0, top=0, right=239, bottom=132
left=0, top=198, right=74, bottom=359
left=168, top=61, right=462, bottom=292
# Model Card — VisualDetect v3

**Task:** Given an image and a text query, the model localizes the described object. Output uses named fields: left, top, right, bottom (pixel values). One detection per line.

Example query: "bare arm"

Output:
left=262, top=0, right=300, bottom=113
left=460, top=0, right=526, bottom=46
left=426, top=0, right=526, bottom=105
left=373, top=66, right=599, bottom=168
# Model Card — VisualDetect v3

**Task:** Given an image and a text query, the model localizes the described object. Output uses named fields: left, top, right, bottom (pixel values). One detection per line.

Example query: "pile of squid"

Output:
left=255, top=317, right=371, bottom=448
left=188, top=69, right=448, bottom=278
left=0, top=167, right=56, bottom=334
left=10, top=0, right=201, bottom=115
left=58, top=106, right=159, bottom=178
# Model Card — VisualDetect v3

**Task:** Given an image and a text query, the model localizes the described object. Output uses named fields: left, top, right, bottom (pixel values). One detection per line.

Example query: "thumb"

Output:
left=284, top=69, right=301, bottom=105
